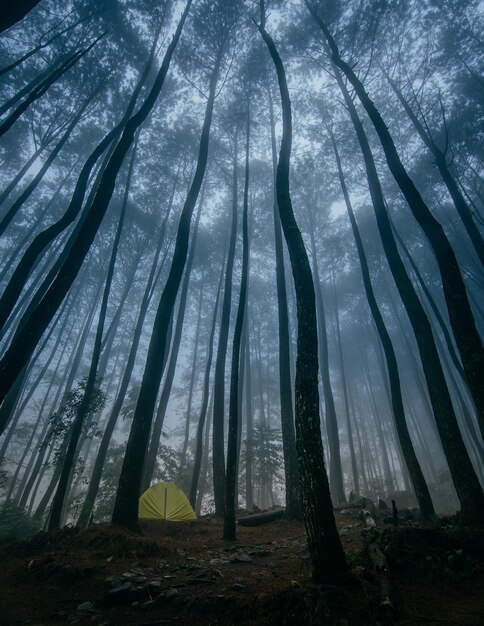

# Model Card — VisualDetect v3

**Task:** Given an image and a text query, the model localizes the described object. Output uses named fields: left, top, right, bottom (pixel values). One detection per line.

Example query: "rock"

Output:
left=76, top=601, right=95, bottom=612
left=104, top=581, right=143, bottom=606
left=249, top=549, right=273, bottom=557
left=176, top=548, right=187, bottom=557
left=142, top=600, right=154, bottom=609
left=232, top=582, right=244, bottom=590
left=148, top=579, right=162, bottom=590
left=230, top=553, right=252, bottom=563
left=209, top=557, right=229, bottom=566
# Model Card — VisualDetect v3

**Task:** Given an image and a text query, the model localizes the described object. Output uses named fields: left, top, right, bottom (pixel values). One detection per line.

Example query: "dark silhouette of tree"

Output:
left=224, top=103, right=250, bottom=540
left=256, top=4, right=347, bottom=581
left=306, top=2, right=484, bottom=443
left=328, top=58, right=484, bottom=521
left=0, top=2, right=191, bottom=413
left=0, top=0, right=42, bottom=34
left=111, top=0, right=237, bottom=528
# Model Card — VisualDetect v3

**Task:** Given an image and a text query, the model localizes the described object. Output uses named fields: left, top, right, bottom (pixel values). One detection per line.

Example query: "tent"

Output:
left=139, top=482, right=196, bottom=521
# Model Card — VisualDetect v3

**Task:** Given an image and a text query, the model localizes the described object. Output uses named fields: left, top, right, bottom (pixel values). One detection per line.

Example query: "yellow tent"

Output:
left=139, top=482, right=196, bottom=521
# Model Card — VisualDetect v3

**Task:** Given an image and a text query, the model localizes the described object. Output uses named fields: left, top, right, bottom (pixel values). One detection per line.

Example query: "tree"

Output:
left=256, top=4, right=347, bottom=581
left=111, top=0, right=237, bottom=528
left=0, top=1, right=42, bottom=33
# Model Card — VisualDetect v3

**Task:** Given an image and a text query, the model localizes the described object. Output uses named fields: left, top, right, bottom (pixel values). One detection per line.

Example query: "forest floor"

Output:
left=0, top=508, right=482, bottom=626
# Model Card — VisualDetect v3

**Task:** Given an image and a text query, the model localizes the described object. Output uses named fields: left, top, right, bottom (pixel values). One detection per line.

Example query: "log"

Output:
left=237, top=509, right=285, bottom=527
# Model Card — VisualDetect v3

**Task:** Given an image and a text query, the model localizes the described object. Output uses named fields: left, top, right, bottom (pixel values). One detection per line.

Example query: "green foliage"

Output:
left=153, top=443, right=193, bottom=495
left=43, top=378, right=105, bottom=470
left=0, top=501, right=41, bottom=539
left=93, top=444, right=125, bottom=522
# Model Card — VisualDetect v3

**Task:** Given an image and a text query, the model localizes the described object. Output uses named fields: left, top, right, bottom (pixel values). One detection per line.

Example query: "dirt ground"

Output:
left=0, top=510, right=482, bottom=625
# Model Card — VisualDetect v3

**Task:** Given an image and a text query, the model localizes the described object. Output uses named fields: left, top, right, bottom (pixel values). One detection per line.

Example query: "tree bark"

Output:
left=329, top=61, right=484, bottom=521
left=257, top=13, right=347, bottom=581
left=0, top=2, right=191, bottom=410
left=111, top=39, right=219, bottom=529
left=0, top=0, right=42, bottom=33
left=308, top=6, right=484, bottom=441
left=224, top=106, right=251, bottom=540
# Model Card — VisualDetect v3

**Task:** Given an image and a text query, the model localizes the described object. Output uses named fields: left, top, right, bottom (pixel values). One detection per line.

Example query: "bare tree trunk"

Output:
left=268, top=84, right=301, bottom=520
left=257, top=11, right=346, bottom=580
left=189, top=258, right=225, bottom=509
left=224, top=106, right=251, bottom=540
left=0, top=0, right=42, bottom=33
left=329, top=60, right=484, bottom=520
left=212, top=137, right=238, bottom=516
left=308, top=7, right=484, bottom=441
left=0, top=3, right=190, bottom=410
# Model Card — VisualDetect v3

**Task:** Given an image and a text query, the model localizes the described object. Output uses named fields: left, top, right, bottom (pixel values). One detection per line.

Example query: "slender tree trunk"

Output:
left=181, top=277, right=204, bottom=465
left=0, top=89, right=98, bottom=238
left=308, top=7, right=484, bottom=439
left=332, top=277, right=359, bottom=495
left=48, top=138, right=135, bottom=530
left=0, top=36, right=102, bottom=139
left=141, top=196, right=203, bottom=491
left=0, top=0, right=42, bottom=33
left=0, top=13, right=90, bottom=77
left=76, top=195, right=173, bottom=527
left=224, top=107, right=251, bottom=540
left=189, top=258, right=225, bottom=509
left=384, top=71, right=484, bottom=266
left=308, top=221, right=346, bottom=504
left=212, top=137, right=239, bottom=516
left=112, top=41, right=219, bottom=529
left=0, top=3, right=191, bottom=410
left=257, top=13, right=346, bottom=580
left=330, top=61, right=484, bottom=520
left=268, top=85, right=301, bottom=520
left=329, top=129, right=434, bottom=516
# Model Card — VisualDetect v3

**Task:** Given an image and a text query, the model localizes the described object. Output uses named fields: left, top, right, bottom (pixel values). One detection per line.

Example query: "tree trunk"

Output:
left=257, top=13, right=347, bottom=581
left=0, top=36, right=102, bottom=139
left=189, top=258, right=225, bottom=509
left=309, top=7, right=484, bottom=441
left=224, top=107, right=251, bottom=541
left=332, top=276, right=360, bottom=495
left=0, top=89, right=97, bottom=238
left=48, top=137, right=135, bottom=530
left=111, top=40, right=219, bottom=529
left=0, top=0, right=42, bottom=33
left=308, top=220, right=346, bottom=505
left=76, top=193, right=173, bottom=527
left=268, top=84, right=301, bottom=520
left=212, top=137, right=239, bottom=516
left=141, top=194, right=203, bottom=491
left=384, top=71, right=484, bottom=267
left=330, top=61, right=484, bottom=521
left=0, top=3, right=191, bottom=410
left=329, top=129, right=434, bottom=516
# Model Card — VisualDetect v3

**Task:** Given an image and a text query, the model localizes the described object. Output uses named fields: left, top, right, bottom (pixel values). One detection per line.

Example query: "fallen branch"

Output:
left=237, top=509, right=285, bottom=527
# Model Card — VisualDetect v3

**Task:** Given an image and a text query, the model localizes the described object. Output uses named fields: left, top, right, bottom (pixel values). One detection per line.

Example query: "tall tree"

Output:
left=224, top=103, right=251, bottom=540
left=0, top=0, right=42, bottom=33
left=111, top=0, right=237, bottom=528
left=0, top=2, right=191, bottom=412
left=306, top=2, right=484, bottom=440
left=256, top=5, right=347, bottom=581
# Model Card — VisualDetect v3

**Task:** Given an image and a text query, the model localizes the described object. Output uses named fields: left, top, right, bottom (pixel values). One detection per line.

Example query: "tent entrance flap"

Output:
left=139, top=482, right=196, bottom=521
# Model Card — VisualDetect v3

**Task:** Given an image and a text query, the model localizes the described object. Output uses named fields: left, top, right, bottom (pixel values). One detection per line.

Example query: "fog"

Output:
left=0, top=0, right=482, bottom=551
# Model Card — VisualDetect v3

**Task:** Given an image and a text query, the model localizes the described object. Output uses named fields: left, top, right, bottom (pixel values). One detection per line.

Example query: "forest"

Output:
left=0, top=0, right=482, bottom=624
